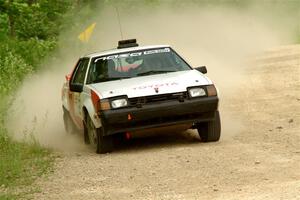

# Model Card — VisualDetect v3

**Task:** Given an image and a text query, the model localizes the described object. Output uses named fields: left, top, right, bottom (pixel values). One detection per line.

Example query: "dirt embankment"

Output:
left=33, top=45, right=300, bottom=200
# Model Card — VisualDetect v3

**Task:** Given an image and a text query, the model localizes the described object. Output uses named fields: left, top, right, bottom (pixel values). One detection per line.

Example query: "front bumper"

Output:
left=100, top=96, right=219, bottom=136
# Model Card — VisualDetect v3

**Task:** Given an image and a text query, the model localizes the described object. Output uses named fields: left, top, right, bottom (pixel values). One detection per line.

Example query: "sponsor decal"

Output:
left=94, top=48, right=170, bottom=62
left=133, top=82, right=178, bottom=90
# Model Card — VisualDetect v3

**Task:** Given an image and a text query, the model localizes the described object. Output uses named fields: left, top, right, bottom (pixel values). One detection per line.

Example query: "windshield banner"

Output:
left=95, top=48, right=170, bottom=62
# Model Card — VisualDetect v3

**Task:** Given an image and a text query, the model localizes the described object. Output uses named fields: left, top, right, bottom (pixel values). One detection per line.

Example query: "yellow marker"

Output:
left=78, top=23, right=96, bottom=43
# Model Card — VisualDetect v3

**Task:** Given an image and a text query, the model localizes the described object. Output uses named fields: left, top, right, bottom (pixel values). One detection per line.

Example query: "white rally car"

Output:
left=62, top=39, right=221, bottom=154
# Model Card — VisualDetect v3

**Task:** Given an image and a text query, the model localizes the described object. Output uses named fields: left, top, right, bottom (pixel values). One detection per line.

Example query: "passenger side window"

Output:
left=71, top=58, right=89, bottom=85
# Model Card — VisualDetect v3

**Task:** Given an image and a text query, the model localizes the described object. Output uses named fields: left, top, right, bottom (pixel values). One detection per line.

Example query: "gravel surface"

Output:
left=34, top=45, right=300, bottom=200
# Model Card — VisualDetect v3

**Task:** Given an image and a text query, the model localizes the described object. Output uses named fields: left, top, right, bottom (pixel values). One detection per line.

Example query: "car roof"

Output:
left=83, top=45, right=171, bottom=59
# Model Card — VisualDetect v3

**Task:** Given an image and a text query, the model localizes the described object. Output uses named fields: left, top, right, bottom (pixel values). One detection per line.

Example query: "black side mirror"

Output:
left=195, top=66, right=207, bottom=74
left=69, top=83, right=83, bottom=93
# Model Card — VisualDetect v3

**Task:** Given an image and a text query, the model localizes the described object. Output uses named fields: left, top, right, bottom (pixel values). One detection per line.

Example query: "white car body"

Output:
left=62, top=40, right=220, bottom=153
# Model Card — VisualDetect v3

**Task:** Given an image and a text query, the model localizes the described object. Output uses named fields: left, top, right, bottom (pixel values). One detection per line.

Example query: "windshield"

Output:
left=87, top=47, right=191, bottom=83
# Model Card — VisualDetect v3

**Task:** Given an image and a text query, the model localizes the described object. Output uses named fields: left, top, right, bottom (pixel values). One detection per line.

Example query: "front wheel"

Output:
left=84, top=114, right=113, bottom=154
left=197, top=111, right=221, bottom=142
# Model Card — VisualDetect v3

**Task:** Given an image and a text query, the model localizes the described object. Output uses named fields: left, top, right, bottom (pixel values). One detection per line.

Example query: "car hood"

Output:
left=89, top=69, right=212, bottom=99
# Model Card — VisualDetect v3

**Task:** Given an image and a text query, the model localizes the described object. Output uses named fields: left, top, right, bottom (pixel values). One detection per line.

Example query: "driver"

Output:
left=128, top=54, right=163, bottom=76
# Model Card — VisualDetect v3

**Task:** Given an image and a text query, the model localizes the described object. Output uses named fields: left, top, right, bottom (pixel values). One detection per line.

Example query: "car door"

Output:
left=69, top=58, right=89, bottom=129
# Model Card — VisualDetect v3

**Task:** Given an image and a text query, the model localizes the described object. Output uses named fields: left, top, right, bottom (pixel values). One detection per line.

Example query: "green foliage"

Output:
left=0, top=1, right=71, bottom=198
left=0, top=44, right=32, bottom=95
left=0, top=13, right=8, bottom=38
left=0, top=0, right=73, bottom=39
left=13, top=38, right=57, bottom=69
left=15, top=0, right=73, bottom=40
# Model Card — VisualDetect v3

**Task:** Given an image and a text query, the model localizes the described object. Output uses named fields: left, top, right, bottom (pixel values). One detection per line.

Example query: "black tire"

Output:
left=84, top=114, right=113, bottom=154
left=63, top=108, right=77, bottom=134
left=197, top=111, right=221, bottom=142
left=83, top=120, right=90, bottom=145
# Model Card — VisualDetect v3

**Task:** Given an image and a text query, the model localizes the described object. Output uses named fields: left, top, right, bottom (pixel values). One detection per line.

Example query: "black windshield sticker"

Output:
left=95, top=48, right=170, bottom=62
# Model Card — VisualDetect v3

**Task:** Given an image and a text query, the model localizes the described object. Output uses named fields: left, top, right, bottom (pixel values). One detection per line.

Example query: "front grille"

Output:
left=128, top=92, right=188, bottom=107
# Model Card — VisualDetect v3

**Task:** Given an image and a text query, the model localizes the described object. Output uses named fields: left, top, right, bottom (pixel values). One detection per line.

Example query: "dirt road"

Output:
left=34, top=45, right=300, bottom=200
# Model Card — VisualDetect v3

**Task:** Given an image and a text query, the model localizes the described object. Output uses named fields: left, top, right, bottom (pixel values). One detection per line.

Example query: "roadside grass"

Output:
left=0, top=194, right=18, bottom=200
left=0, top=98, right=54, bottom=199
left=0, top=37, right=57, bottom=199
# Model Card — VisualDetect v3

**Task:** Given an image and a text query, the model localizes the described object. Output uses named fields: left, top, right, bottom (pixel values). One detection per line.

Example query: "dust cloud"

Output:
left=5, top=3, right=293, bottom=150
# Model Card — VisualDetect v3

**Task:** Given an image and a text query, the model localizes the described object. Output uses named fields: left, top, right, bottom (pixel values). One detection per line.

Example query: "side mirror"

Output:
left=195, top=66, right=207, bottom=74
left=69, top=83, right=83, bottom=93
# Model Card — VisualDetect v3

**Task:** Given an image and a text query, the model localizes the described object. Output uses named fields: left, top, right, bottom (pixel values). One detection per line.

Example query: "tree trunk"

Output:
left=8, top=0, right=15, bottom=38
left=27, top=0, right=36, bottom=6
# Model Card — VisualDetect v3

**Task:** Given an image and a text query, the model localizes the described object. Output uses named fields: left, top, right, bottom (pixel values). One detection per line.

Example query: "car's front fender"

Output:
left=81, top=88, right=102, bottom=128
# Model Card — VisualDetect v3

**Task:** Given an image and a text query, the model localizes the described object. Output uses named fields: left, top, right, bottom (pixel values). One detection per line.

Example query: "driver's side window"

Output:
left=72, top=58, right=89, bottom=85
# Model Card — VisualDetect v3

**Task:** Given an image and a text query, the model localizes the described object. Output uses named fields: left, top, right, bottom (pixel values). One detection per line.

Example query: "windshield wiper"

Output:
left=107, top=76, right=131, bottom=81
left=136, top=70, right=175, bottom=76
left=92, top=76, right=131, bottom=83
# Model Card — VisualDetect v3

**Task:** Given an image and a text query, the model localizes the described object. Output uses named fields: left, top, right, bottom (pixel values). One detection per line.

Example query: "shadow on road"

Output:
left=112, top=130, right=202, bottom=153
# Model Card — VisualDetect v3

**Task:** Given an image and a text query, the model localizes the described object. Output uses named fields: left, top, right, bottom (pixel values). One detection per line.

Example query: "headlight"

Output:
left=111, top=98, right=128, bottom=109
left=188, top=87, right=206, bottom=98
